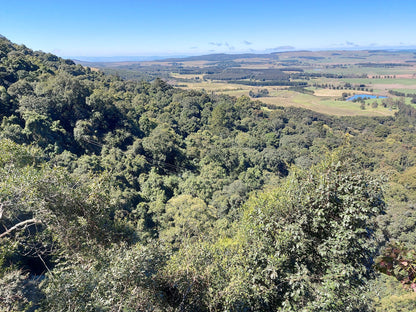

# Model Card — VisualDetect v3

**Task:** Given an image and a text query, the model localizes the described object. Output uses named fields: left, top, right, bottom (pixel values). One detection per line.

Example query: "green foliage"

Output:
left=159, top=195, right=217, bottom=246
left=142, top=123, right=183, bottom=165
left=40, top=243, right=169, bottom=312
left=0, top=270, right=40, bottom=311
left=1, top=35, right=416, bottom=310
left=238, top=151, right=384, bottom=311
left=371, top=275, right=416, bottom=312
left=0, top=139, right=128, bottom=277
left=165, top=151, right=385, bottom=311
left=374, top=124, right=391, bottom=137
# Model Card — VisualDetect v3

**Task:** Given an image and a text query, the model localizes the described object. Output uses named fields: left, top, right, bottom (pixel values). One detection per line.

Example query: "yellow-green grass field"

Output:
left=155, top=51, right=416, bottom=117
left=341, top=78, right=416, bottom=86
left=174, top=79, right=396, bottom=116
left=391, top=88, right=416, bottom=94
left=309, top=76, right=416, bottom=96
left=308, top=66, right=416, bottom=77
left=260, top=91, right=395, bottom=116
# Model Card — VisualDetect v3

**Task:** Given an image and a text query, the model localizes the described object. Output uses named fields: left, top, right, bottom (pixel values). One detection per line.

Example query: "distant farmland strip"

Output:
left=228, top=80, right=307, bottom=86
left=357, top=62, right=413, bottom=67
left=203, top=68, right=288, bottom=81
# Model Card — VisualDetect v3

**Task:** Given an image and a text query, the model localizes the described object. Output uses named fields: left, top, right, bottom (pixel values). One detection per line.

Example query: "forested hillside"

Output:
left=1, top=36, right=416, bottom=311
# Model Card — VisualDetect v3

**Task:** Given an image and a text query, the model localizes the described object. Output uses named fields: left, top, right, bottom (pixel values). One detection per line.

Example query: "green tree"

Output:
left=0, top=139, right=125, bottom=268
left=159, top=195, right=217, bottom=246
left=166, top=151, right=385, bottom=311
left=40, top=243, right=169, bottom=312
left=142, top=124, right=183, bottom=166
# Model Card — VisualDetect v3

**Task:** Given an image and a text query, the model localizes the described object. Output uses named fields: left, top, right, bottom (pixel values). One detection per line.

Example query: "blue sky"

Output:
left=1, top=0, right=415, bottom=59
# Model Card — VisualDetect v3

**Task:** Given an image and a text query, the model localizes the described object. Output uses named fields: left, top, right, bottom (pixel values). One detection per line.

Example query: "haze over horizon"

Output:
left=1, top=0, right=415, bottom=61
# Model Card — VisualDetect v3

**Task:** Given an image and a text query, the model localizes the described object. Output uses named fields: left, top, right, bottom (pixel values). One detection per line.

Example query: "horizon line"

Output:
left=67, top=46, right=416, bottom=63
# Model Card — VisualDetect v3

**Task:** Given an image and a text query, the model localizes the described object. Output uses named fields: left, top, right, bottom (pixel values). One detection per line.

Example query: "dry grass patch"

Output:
left=170, top=73, right=204, bottom=80
left=314, top=89, right=353, bottom=97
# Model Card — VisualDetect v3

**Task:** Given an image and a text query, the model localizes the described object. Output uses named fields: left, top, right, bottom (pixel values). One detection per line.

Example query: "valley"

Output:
left=81, top=49, right=416, bottom=116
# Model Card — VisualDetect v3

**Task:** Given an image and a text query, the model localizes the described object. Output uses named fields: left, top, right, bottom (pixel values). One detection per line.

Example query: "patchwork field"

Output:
left=81, top=50, right=416, bottom=116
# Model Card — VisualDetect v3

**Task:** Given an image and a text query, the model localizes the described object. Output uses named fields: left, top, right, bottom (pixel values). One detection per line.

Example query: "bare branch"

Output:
left=0, top=218, right=41, bottom=239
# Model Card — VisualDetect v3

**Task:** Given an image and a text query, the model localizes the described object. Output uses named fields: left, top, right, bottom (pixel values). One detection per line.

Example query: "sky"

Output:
left=1, top=0, right=415, bottom=60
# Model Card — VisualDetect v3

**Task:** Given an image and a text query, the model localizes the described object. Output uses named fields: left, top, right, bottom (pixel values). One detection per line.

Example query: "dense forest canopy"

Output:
left=1, top=36, right=416, bottom=311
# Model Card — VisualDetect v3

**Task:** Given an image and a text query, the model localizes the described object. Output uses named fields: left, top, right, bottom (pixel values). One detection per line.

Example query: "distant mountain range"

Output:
left=70, top=55, right=189, bottom=62
left=71, top=47, right=416, bottom=64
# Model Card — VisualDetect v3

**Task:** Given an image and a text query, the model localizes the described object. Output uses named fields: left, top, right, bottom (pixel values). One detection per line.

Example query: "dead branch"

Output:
left=0, top=218, right=41, bottom=239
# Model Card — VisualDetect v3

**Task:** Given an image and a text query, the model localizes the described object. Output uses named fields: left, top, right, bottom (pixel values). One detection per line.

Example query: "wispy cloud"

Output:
left=274, top=45, right=295, bottom=50
left=209, top=41, right=235, bottom=51
left=243, top=40, right=252, bottom=45
left=346, top=41, right=358, bottom=47
left=224, top=42, right=235, bottom=51
left=264, top=46, right=295, bottom=52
